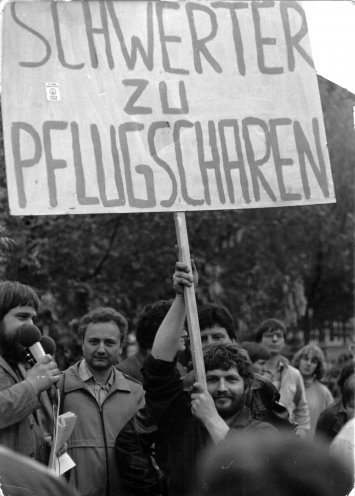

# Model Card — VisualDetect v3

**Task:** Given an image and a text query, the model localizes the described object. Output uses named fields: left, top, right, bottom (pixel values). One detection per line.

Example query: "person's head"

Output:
left=255, top=318, right=286, bottom=357
left=337, top=362, right=355, bottom=393
left=342, top=373, right=355, bottom=420
left=293, top=344, right=326, bottom=381
left=0, top=281, right=40, bottom=363
left=203, top=343, right=254, bottom=419
left=241, top=341, right=271, bottom=375
left=135, top=299, right=174, bottom=352
left=79, top=307, right=127, bottom=373
left=198, top=432, right=353, bottom=496
left=198, top=303, right=237, bottom=348
left=178, top=328, right=188, bottom=353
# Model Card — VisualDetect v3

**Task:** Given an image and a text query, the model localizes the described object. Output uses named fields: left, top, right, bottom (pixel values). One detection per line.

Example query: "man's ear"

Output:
left=118, top=337, right=124, bottom=357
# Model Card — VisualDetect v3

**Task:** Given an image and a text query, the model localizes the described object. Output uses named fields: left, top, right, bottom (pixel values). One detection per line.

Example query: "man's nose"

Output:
left=216, top=378, right=227, bottom=391
left=97, top=342, right=106, bottom=353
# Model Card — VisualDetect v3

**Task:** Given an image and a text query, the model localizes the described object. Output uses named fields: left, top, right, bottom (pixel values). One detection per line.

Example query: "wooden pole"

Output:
left=174, top=212, right=206, bottom=389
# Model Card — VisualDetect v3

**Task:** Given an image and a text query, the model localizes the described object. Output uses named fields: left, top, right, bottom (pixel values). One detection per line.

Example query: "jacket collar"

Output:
left=226, top=405, right=252, bottom=428
left=62, top=361, right=135, bottom=394
left=0, top=355, right=20, bottom=382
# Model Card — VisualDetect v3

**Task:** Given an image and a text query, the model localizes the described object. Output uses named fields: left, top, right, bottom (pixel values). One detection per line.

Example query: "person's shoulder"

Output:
left=246, top=418, right=277, bottom=433
left=116, top=355, right=137, bottom=369
left=315, top=380, right=333, bottom=395
left=62, top=361, right=80, bottom=374
left=287, top=363, right=303, bottom=379
left=116, top=354, right=144, bottom=381
left=114, top=368, right=144, bottom=391
left=251, top=373, right=280, bottom=401
left=318, top=398, right=343, bottom=419
left=253, top=373, right=274, bottom=388
left=60, top=361, right=81, bottom=380
left=0, top=446, right=80, bottom=496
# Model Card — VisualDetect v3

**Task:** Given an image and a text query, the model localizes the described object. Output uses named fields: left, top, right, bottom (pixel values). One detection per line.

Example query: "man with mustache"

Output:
left=142, top=262, right=275, bottom=496
left=0, top=281, right=61, bottom=463
left=59, top=307, right=144, bottom=496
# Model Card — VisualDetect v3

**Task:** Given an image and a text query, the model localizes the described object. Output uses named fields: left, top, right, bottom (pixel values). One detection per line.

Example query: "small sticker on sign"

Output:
left=46, top=83, right=61, bottom=101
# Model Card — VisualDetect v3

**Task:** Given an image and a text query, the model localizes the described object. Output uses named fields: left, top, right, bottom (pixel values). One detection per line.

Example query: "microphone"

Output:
left=17, top=324, right=45, bottom=362
left=40, top=335, right=59, bottom=401
left=17, top=325, right=59, bottom=401
left=40, top=336, right=56, bottom=356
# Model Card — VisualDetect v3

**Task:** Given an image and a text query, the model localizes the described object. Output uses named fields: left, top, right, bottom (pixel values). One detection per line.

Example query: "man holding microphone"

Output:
left=0, top=280, right=61, bottom=464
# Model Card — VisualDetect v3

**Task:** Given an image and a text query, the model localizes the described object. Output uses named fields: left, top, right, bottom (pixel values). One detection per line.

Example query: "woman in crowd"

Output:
left=293, top=344, right=334, bottom=438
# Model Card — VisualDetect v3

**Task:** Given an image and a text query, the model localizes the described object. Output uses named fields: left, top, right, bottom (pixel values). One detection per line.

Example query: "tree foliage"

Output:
left=0, top=77, right=353, bottom=344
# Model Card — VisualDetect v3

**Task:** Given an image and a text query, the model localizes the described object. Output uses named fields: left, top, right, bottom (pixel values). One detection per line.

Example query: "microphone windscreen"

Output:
left=17, top=324, right=42, bottom=348
left=40, top=336, right=56, bottom=355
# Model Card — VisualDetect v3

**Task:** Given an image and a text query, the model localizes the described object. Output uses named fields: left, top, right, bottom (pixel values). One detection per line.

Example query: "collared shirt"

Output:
left=78, top=360, right=114, bottom=406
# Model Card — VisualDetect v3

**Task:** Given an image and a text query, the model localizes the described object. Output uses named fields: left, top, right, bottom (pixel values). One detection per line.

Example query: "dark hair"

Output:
left=293, top=344, right=326, bottom=381
left=135, top=299, right=173, bottom=351
left=342, top=373, right=355, bottom=409
left=0, top=281, right=39, bottom=321
left=337, top=362, right=355, bottom=392
left=255, top=318, right=286, bottom=342
left=203, top=343, right=254, bottom=388
left=198, top=303, right=236, bottom=340
left=198, top=432, right=353, bottom=496
left=79, top=307, right=128, bottom=344
left=241, top=341, right=270, bottom=363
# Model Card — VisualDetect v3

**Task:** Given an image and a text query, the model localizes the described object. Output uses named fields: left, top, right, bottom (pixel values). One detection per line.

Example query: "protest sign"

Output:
left=1, top=0, right=335, bottom=216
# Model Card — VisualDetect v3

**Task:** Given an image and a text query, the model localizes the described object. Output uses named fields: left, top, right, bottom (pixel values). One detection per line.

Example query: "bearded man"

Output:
left=0, top=281, right=61, bottom=463
left=142, top=262, right=275, bottom=496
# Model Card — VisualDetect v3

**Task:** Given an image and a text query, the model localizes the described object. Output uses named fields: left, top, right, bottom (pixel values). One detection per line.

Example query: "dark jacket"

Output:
left=116, top=352, right=147, bottom=383
left=116, top=353, right=185, bottom=495
left=142, top=355, right=275, bottom=496
left=116, top=407, right=163, bottom=496
left=182, top=368, right=296, bottom=432
left=246, top=373, right=297, bottom=431
left=117, top=352, right=187, bottom=384
left=315, top=398, right=348, bottom=443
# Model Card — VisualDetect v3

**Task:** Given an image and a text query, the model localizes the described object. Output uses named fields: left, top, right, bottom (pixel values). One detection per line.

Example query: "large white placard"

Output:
left=1, top=0, right=335, bottom=215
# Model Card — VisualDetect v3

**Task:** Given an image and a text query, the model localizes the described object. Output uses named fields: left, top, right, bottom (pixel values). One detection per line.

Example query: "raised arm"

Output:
left=151, top=261, right=196, bottom=362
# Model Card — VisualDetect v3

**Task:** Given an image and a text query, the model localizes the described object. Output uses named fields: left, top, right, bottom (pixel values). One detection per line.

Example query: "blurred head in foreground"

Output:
left=197, top=431, right=353, bottom=496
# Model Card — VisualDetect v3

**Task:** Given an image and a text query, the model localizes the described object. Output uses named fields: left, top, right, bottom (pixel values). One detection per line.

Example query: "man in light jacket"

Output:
left=59, top=306, right=144, bottom=496
left=0, top=281, right=61, bottom=463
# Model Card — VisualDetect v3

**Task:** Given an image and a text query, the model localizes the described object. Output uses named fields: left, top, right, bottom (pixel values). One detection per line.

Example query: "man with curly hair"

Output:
left=293, top=344, right=333, bottom=438
left=142, top=262, right=275, bottom=496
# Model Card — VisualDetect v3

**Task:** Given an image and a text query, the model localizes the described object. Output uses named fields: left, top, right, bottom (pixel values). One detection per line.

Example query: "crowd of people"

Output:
left=0, top=261, right=354, bottom=496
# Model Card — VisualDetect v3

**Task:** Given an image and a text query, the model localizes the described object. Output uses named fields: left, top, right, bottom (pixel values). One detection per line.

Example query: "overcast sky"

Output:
left=303, top=0, right=355, bottom=94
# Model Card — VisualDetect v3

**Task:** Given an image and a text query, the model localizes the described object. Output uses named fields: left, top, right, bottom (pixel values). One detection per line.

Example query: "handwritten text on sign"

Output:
left=2, top=0, right=335, bottom=215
